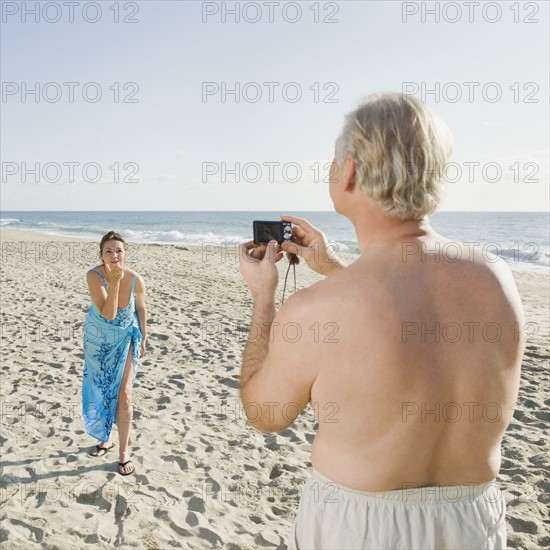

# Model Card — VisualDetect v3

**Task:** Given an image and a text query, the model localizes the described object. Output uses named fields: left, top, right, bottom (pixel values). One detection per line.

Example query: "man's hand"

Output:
left=280, top=215, right=345, bottom=277
left=239, top=240, right=283, bottom=300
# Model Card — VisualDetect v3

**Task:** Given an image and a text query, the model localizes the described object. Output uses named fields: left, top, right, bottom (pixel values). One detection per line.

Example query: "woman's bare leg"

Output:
left=116, top=343, right=135, bottom=473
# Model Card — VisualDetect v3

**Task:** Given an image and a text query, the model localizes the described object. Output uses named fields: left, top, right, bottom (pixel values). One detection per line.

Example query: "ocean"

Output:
left=1, top=211, right=548, bottom=273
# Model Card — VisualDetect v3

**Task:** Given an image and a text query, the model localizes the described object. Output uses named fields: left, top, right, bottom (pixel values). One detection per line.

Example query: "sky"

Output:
left=1, top=0, right=548, bottom=211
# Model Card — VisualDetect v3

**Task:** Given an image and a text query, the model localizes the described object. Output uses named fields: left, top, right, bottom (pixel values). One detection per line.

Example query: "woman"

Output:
left=82, top=231, right=147, bottom=476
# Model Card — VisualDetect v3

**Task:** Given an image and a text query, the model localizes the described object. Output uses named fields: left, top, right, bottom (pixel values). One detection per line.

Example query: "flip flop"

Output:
left=118, top=460, right=135, bottom=476
left=89, top=443, right=115, bottom=457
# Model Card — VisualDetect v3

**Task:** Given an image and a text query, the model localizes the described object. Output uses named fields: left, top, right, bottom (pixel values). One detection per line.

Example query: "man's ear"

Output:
left=342, top=155, right=356, bottom=192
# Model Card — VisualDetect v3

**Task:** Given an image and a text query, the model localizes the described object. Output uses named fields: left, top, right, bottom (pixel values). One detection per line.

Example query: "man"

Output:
left=238, top=93, right=525, bottom=549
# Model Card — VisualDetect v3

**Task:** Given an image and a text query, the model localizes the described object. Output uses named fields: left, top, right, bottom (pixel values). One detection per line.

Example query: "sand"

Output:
left=0, top=227, right=548, bottom=549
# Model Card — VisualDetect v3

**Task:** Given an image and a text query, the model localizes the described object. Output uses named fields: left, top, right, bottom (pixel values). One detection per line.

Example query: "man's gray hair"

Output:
left=336, top=93, right=453, bottom=220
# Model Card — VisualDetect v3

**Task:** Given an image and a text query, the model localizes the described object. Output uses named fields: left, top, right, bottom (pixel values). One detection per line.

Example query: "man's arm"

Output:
left=240, top=291, right=318, bottom=433
left=240, top=296, right=275, bottom=390
left=238, top=238, right=321, bottom=432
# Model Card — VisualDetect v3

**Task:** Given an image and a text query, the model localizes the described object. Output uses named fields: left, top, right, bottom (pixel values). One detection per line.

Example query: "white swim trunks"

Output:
left=287, top=467, right=506, bottom=549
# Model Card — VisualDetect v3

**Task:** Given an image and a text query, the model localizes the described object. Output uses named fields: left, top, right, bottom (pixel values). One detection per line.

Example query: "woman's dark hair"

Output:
left=99, top=231, right=127, bottom=264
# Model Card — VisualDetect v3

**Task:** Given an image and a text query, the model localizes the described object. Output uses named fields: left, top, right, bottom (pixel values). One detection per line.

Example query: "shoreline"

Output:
left=2, top=226, right=548, bottom=275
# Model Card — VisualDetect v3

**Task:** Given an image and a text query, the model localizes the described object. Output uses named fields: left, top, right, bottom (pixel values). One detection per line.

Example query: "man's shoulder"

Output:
left=277, top=275, right=347, bottom=327
left=437, top=240, right=523, bottom=317
left=448, top=241, right=516, bottom=289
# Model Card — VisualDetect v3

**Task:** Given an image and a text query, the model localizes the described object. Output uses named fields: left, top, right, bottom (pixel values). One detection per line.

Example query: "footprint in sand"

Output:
left=187, top=496, right=206, bottom=513
left=161, top=455, right=188, bottom=472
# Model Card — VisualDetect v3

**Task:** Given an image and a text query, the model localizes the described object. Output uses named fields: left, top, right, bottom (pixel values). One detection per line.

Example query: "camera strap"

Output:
left=281, top=260, right=296, bottom=305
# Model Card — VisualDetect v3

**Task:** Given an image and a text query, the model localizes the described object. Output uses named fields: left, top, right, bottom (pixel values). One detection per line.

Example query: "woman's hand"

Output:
left=104, top=262, right=124, bottom=285
left=140, top=337, right=147, bottom=358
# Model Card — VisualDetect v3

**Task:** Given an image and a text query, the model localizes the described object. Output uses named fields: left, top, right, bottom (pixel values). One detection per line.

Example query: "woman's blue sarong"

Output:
left=82, top=267, right=142, bottom=442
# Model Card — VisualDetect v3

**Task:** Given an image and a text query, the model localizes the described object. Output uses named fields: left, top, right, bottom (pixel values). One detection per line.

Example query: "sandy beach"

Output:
left=1, top=227, right=548, bottom=549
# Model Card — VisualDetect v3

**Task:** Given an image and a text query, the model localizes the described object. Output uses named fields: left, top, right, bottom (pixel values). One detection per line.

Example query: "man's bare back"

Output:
left=301, top=233, right=524, bottom=492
